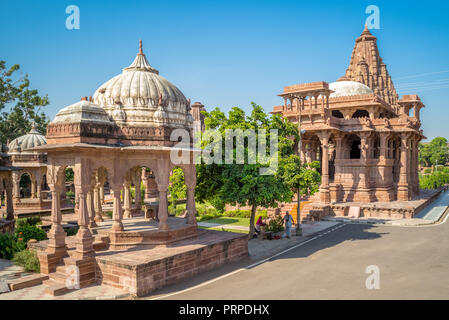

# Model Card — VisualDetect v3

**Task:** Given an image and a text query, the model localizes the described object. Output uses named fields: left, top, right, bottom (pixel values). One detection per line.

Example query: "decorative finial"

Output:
left=361, top=24, right=372, bottom=36
left=139, top=40, right=143, bottom=54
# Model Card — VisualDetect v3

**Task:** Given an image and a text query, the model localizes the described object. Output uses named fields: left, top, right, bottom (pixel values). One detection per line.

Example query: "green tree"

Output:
left=0, top=61, right=49, bottom=144
left=419, top=137, right=449, bottom=167
left=169, top=167, right=187, bottom=214
left=279, top=155, right=321, bottom=223
left=196, top=103, right=310, bottom=237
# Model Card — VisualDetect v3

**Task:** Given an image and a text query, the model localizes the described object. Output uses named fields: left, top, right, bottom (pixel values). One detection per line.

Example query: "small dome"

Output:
left=92, top=41, right=190, bottom=128
left=329, top=81, right=373, bottom=98
left=8, top=124, right=47, bottom=152
left=51, top=100, right=113, bottom=125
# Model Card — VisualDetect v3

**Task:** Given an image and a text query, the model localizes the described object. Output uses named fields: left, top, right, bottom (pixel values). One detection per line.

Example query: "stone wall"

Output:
left=96, top=233, right=248, bottom=296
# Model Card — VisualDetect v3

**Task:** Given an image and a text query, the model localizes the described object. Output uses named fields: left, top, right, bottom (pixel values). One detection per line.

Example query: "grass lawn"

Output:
left=203, top=217, right=250, bottom=227
left=198, top=226, right=249, bottom=234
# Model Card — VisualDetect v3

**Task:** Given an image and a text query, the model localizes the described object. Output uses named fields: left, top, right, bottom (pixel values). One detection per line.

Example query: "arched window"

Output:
left=19, top=173, right=32, bottom=198
left=352, top=109, right=370, bottom=118
left=332, top=110, right=344, bottom=118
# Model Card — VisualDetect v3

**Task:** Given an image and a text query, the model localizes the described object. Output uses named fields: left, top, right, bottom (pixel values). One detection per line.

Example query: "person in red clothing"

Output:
left=255, top=216, right=266, bottom=236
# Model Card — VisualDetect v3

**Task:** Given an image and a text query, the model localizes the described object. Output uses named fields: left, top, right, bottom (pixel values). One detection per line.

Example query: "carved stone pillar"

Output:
left=133, top=169, right=142, bottom=213
left=414, top=137, right=421, bottom=195
left=305, top=143, right=312, bottom=163
left=74, top=191, right=94, bottom=258
left=94, top=184, right=103, bottom=222
left=184, top=165, right=197, bottom=225
left=31, top=179, right=36, bottom=199
left=398, top=133, right=410, bottom=201
left=143, top=172, right=159, bottom=200
left=12, top=171, right=20, bottom=203
left=158, top=184, right=169, bottom=230
left=379, top=133, right=388, bottom=161
left=123, top=180, right=132, bottom=218
left=87, top=188, right=97, bottom=229
left=318, top=132, right=330, bottom=204
left=111, top=187, right=124, bottom=232
left=100, top=185, right=104, bottom=204
left=4, top=177, right=14, bottom=221
left=46, top=167, right=66, bottom=256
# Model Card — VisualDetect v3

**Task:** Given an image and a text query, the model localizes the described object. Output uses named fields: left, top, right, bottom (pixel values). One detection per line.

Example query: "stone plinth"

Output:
left=95, top=229, right=248, bottom=296
left=324, top=188, right=445, bottom=219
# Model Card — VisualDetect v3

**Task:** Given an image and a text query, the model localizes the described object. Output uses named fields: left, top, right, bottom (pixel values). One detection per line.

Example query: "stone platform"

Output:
left=96, top=228, right=248, bottom=296
left=312, top=188, right=447, bottom=220
left=29, top=217, right=248, bottom=297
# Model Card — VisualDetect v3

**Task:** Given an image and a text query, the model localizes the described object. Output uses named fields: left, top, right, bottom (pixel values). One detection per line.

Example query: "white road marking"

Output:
left=149, top=223, right=346, bottom=300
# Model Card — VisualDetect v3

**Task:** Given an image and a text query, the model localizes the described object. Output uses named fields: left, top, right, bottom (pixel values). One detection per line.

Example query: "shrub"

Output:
left=66, top=190, right=75, bottom=199
left=419, top=169, right=449, bottom=189
left=15, top=225, right=47, bottom=243
left=0, top=233, right=26, bottom=260
left=225, top=210, right=251, bottom=218
left=16, top=216, right=41, bottom=228
left=265, top=215, right=285, bottom=233
left=66, top=226, right=79, bottom=236
left=104, top=211, right=112, bottom=218
left=12, top=249, right=40, bottom=273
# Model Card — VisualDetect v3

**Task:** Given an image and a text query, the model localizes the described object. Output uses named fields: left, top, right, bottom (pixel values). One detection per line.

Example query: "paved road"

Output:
left=146, top=211, right=449, bottom=300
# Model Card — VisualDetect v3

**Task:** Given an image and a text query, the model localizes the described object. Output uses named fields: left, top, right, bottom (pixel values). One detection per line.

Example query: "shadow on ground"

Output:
left=138, top=223, right=387, bottom=299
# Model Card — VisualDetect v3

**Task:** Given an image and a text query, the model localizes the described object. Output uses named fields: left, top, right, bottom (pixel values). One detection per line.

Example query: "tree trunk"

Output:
left=296, top=188, right=300, bottom=225
left=249, top=204, right=257, bottom=238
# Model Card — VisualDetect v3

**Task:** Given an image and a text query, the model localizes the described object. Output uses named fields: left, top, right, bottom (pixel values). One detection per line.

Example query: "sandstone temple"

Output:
left=273, top=26, right=426, bottom=220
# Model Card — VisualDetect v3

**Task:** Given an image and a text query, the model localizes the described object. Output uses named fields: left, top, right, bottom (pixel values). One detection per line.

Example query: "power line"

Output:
left=395, top=69, right=449, bottom=81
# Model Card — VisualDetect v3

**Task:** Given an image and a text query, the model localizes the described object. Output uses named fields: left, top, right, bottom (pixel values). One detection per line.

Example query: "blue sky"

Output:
left=1, top=0, right=449, bottom=140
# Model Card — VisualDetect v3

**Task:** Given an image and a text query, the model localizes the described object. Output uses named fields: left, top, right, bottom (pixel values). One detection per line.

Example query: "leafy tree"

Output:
left=169, top=167, right=187, bottom=214
left=0, top=61, right=49, bottom=144
left=279, top=155, right=321, bottom=223
left=196, top=102, right=315, bottom=237
left=419, top=167, right=449, bottom=189
left=65, top=168, right=74, bottom=182
left=419, top=137, right=449, bottom=167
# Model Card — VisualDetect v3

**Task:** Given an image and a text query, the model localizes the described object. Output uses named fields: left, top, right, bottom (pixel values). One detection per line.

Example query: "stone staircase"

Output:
left=42, top=235, right=109, bottom=296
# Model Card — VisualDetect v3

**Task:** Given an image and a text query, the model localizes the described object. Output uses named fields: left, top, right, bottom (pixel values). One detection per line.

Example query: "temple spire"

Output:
left=343, top=25, right=398, bottom=105
left=139, top=39, right=143, bottom=55
left=361, top=24, right=372, bottom=36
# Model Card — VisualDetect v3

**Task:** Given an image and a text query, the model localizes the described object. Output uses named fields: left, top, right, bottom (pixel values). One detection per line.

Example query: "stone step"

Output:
left=55, top=264, right=68, bottom=274
left=43, top=279, right=73, bottom=296
left=49, top=271, right=67, bottom=282
left=7, top=274, right=49, bottom=291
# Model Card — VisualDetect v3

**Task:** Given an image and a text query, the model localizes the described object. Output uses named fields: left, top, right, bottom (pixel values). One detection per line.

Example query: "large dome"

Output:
left=92, top=41, right=190, bottom=128
left=329, top=80, right=373, bottom=98
left=8, top=124, right=47, bottom=152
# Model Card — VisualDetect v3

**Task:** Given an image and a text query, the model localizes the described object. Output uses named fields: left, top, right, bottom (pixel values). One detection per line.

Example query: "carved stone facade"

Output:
left=0, top=144, right=18, bottom=222
left=7, top=125, right=50, bottom=211
left=272, top=27, right=425, bottom=218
